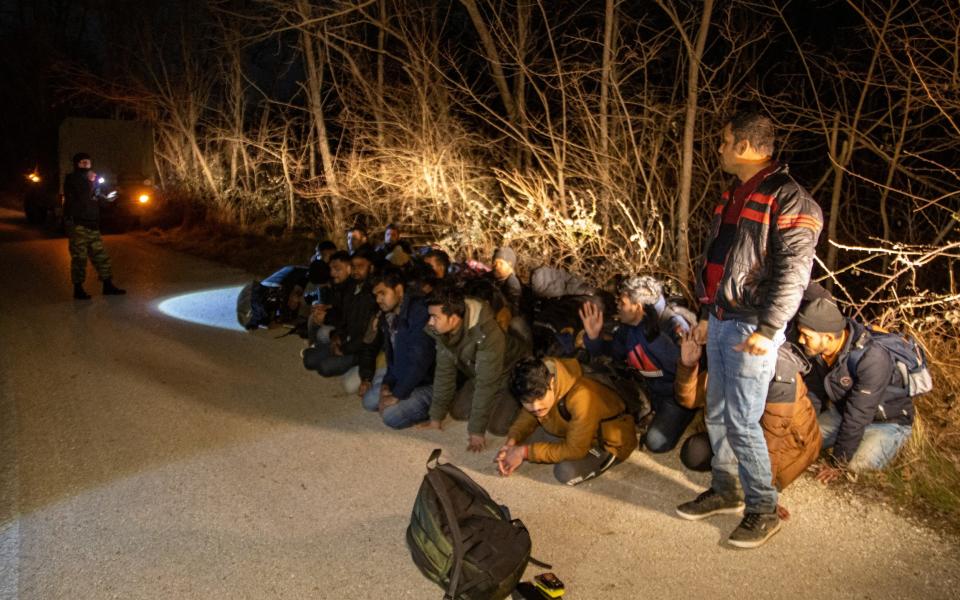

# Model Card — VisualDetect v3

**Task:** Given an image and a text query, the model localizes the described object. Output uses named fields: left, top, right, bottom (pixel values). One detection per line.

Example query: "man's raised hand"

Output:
left=679, top=330, right=703, bottom=368
left=578, top=301, right=604, bottom=340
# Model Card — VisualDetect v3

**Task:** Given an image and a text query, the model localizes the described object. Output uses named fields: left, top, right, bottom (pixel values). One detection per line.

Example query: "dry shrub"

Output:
left=861, top=320, right=960, bottom=529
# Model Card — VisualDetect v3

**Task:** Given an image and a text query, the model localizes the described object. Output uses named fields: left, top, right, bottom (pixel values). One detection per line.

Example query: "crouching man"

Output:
left=496, top=357, right=638, bottom=485
left=795, top=298, right=918, bottom=481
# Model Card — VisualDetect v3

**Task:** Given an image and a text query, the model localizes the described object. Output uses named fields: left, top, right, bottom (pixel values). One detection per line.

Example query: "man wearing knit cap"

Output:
left=492, top=247, right=522, bottom=316
left=795, top=298, right=916, bottom=482
left=678, top=110, right=822, bottom=549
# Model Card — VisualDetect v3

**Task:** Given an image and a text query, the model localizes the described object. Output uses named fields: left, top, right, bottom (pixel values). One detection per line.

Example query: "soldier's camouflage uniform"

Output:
left=68, top=225, right=112, bottom=285
left=63, top=167, right=114, bottom=285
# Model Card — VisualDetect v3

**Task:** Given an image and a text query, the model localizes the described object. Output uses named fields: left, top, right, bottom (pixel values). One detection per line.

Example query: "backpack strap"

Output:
left=844, top=329, right=871, bottom=381
left=425, top=470, right=467, bottom=599
left=556, top=397, right=624, bottom=450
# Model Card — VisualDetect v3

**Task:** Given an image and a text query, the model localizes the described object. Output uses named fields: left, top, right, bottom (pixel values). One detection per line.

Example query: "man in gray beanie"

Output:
left=796, top=298, right=916, bottom=482
left=491, top=246, right=522, bottom=316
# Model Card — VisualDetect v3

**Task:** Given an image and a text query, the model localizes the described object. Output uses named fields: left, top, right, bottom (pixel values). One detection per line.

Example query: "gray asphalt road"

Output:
left=0, top=207, right=958, bottom=600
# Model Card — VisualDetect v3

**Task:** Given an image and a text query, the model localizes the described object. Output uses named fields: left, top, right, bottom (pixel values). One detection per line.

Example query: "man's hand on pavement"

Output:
left=578, top=301, right=604, bottom=341
left=416, top=420, right=443, bottom=430
left=734, top=332, right=775, bottom=356
left=495, top=445, right=525, bottom=476
left=814, top=463, right=844, bottom=485
left=467, top=434, right=487, bottom=453
left=378, top=393, right=399, bottom=414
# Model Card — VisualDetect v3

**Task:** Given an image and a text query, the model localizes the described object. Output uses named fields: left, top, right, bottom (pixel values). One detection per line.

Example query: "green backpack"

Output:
left=406, top=449, right=548, bottom=600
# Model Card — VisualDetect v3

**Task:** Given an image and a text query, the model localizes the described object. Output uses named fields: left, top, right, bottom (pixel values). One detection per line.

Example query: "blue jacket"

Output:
left=584, top=300, right=690, bottom=400
left=361, top=294, right=436, bottom=399
left=804, top=319, right=913, bottom=463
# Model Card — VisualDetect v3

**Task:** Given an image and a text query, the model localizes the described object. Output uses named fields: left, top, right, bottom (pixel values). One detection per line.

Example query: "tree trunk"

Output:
left=296, top=0, right=343, bottom=234
left=675, top=0, right=714, bottom=282
left=825, top=113, right=851, bottom=286
left=513, top=0, right=531, bottom=168
left=460, top=0, right=517, bottom=121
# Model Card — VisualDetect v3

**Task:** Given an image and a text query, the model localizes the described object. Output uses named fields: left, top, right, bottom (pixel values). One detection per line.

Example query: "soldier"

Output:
left=62, top=152, right=126, bottom=300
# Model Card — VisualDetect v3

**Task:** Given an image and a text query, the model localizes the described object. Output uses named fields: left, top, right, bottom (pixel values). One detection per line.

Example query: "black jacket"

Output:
left=333, top=279, right=378, bottom=356
left=323, top=280, right=352, bottom=328
left=359, top=294, right=436, bottom=399
left=62, top=169, right=101, bottom=229
left=803, top=319, right=914, bottom=463
left=696, top=165, right=823, bottom=338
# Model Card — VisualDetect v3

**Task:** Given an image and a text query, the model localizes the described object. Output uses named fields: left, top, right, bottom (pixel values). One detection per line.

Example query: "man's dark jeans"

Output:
left=302, top=342, right=357, bottom=377
left=644, top=390, right=697, bottom=453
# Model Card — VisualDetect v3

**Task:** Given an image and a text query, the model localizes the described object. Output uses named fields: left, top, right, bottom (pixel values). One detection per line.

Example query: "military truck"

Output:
left=24, top=117, right=158, bottom=230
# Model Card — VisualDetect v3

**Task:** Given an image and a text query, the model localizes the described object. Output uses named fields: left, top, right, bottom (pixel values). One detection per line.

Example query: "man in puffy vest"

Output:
left=795, top=298, right=916, bottom=482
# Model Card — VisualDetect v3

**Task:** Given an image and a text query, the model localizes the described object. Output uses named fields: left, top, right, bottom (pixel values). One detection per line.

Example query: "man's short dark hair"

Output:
left=329, top=250, right=352, bottom=265
left=728, top=111, right=775, bottom=157
left=316, top=239, right=337, bottom=252
left=510, top=357, right=552, bottom=403
left=73, top=152, right=91, bottom=166
left=347, top=225, right=367, bottom=236
left=370, top=268, right=405, bottom=291
left=352, top=247, right=379, bottom=265
left=425, top=249, right=451, bottom=270
left=426, top=284, right=466, bottom=318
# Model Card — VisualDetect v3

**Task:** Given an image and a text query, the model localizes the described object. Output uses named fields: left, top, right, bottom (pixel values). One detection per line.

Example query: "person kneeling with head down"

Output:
left=674, top=330, right=822, bottom=497
left=796, top=298, right=921, bottom=483
left=496, top=357, right=638, bottom=486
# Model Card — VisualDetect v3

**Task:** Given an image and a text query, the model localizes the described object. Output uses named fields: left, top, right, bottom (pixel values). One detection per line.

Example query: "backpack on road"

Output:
left=407, top=449, right=548, bottom=600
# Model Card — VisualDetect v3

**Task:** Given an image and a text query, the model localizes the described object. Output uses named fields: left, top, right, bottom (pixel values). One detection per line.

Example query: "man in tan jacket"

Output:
left=496, top=357, right=637, bottom=485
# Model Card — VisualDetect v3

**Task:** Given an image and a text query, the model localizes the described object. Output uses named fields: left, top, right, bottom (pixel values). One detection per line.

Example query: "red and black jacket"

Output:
left=695, top=164, right=823, bottom=338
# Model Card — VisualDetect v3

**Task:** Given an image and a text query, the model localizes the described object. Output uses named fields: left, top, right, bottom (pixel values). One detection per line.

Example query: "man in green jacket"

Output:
left=421, top=285, right=529, bottom=452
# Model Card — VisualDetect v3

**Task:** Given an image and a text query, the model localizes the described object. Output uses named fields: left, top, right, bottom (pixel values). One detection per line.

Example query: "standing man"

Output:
left=676, top=111, right=822, bottom=548
left=62, top=152, right=126, bottom=299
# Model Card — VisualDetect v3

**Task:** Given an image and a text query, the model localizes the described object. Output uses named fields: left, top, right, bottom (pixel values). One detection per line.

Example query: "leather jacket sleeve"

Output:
left=757, top=184, right=823, bottom=338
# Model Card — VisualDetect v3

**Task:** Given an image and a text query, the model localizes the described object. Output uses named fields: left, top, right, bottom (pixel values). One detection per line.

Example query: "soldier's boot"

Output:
left=102, top=279, right=126, bottom=295
left=74, top=284, right=91, bottom=300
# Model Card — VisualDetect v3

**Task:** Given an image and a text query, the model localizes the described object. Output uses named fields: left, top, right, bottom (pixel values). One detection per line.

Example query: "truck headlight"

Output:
left=138, top=194, right=150, bottom=204
left=27, top=173, right=41, bottom=183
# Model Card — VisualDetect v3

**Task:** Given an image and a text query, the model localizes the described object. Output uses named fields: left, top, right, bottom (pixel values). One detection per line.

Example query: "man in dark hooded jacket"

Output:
left=62, top=152, right=126, bottom=299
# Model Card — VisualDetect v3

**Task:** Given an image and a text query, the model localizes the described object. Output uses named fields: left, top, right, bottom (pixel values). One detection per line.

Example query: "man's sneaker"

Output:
left=676, top=488, right=745, bottom=521
left=728, top=512, right=782, bottom=549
